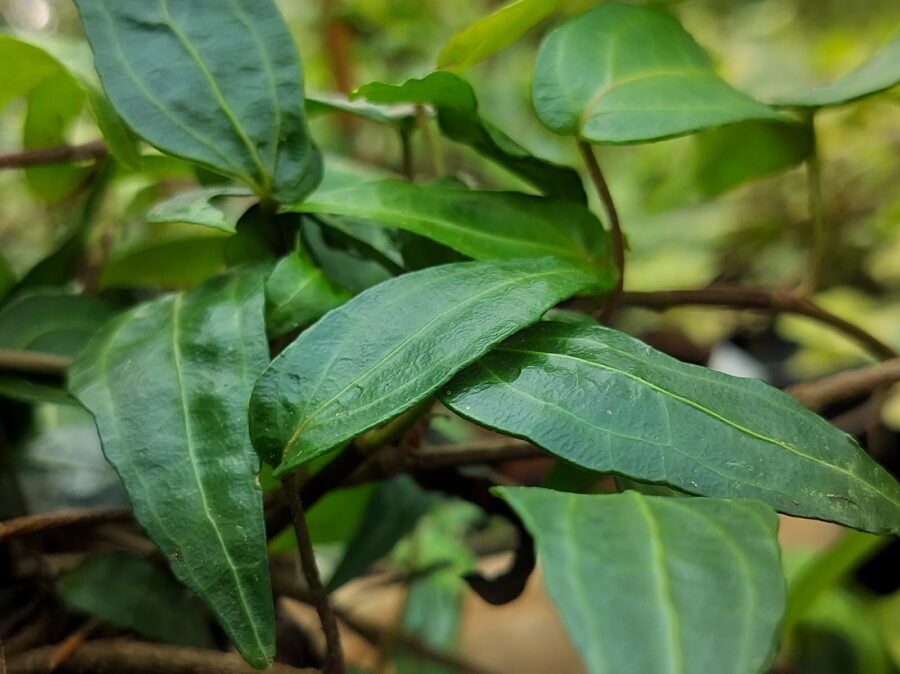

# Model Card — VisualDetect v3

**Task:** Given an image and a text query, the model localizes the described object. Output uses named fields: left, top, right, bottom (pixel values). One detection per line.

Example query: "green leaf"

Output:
left=68, top=267, right=275, bottom=668
left=770, top=30, right=900, bottom=109
left=0, top=290, right=115, bottom=405
left=24, top=72, right=90, bottom=203
left=307, top=93, right=416, bottom=132
left=327, top=475, right=435, bottom=592
left=692, top=120, right=813, bottom=197
left=265, top=243, right=351, bottom=337
left=147, top=187, right=256, bottom=234
left=99, top=233, right=231, bottom=290
left=58, top=552, right=216, bottom=648
left=533, top=3, right=782, bottom=143
left=0, top=255, right=14, bottom=301
left=84, top=85, right=142, bottom=170
left=438, top=0, right=560, bottom=71
left=0, top=36, right=63, bottom=112
left=291, top=180, right=613, bottom=281
left=74, top=0, right=322, bottom=203
left=498, top=488, right=785, bottom=674
left=249, top=258, right=597, bottom=474
left=356, top=73, right=586, bottom=201
left=443, top=321, right=900, bottom=534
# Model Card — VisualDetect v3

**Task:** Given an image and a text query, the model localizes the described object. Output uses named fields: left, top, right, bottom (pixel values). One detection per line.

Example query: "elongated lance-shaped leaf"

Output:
left=249, top=258, right=598, bottom=475
left=290, top=180, right=613, bottom=282
left=73, top=0, right=321, bottom=203
left=533, top=2, right=783, bottom=143
left=769, top=30, right=900, bottom=109
left=355, top=72, right=586, bottom=202
left=444, top=322, right=900, bottom=534
left=499, top=488, right=785, bottom=674
left=68, top=267, right=275, bottom=668
left=59, top=552, right=216, bottom=649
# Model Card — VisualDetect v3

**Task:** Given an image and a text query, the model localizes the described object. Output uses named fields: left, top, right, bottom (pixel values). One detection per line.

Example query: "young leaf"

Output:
left=499, top=488, right=785, bottom=674
left=443, top=321, right=900, bottom=534
left=68, top=267, right=275, bottom=668
left=74, top=0, right=322, bottom=203
left=291, top=180, right=613, bottom=282
left=58, top=552, right=216, bottom=648
left=306, top=93, right=417, bottom=132
left=265, top=243, right=351, bottom=338
left=437, top=0, right=560, bottom=71
left=769, top=30, right=900, bottom=108
left=249, top=258, right=598, bottom=474
left=532, top=3, right=782, bottom=143
left=148, top=187, right=255, bottom=234
left=356, top=72, right=586, bottom=201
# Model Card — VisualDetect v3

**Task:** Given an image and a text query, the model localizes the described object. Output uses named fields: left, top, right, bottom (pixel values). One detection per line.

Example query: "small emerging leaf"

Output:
left=499, top=488, right=785, bottom=674
left=533, top=3, right=782, bottom=143
left=249, top=258, right=598, bottom=474
left=148, top=186, right=255, bottom=234
left=444, top=321, right=900, bottom=534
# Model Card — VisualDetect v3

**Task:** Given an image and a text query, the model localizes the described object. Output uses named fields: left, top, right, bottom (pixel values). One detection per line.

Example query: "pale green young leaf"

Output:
left=147, top=187, right=256, bottom=234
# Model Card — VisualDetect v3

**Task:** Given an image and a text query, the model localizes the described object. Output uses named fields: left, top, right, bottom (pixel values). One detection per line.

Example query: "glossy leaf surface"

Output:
left=250, top=258, right=597, bottom=474
left=74, top=0, right=321, bottom=203
left=148, top=187, right=255, bottom=233
left=265, top=243, right=351, bottom=337
left=59, top=552, right=216, bottom=648
left=356, top=73, right=585, bottom=201
left=69, top=267, right=275, bottom=668
left=769, top=31, right=900, bottom=108
left=292, top=180, right=612, bottom=281
left=499, top=488, right=785, bottom=674
left=444, top=322, right=900, bottom=534
left=532, top=3, right=781, bottom=143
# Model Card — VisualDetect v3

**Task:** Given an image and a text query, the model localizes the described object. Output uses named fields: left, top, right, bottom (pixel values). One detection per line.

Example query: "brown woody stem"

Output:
left=0, top=141, right=107, bottom=170
left=0, top=349, right=71, bottom=377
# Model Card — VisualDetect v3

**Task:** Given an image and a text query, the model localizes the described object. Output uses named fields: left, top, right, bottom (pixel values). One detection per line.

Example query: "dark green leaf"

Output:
left=356, top=73, right=586, bottom=201
left=68, top=267, right=275, bottom=668
left=0, top=255, right=14, bottom=301
left=74, top=0, right=322, bottom=203
left=533, top=3, right=782, bottom=143
left=692, top=120, right=813, bottom=196
left=59, top=552, right=216, bottom=648
left=499, top=488, right=785, bottom=674
left=769, top=31, right=900, bottom=108
left=84, top=85, right=142, bottom=170
left=437, top=0, right=559, bottom=71
left=99, top=233, right=231, bottom=290
left=24, top=72, right=89, bottom=203
left=249, top=258, right=597, bottom=474
left=265, top=243, right=351, bottom=337
left=327, top=475, right=435, bottom=592
left=301, top=219, right=394, bottom=293
left=291, top=180, right=613, bottom=281
left=443, top=321, right=900, bottom=534
left=148, top=187, right=255, bottom=234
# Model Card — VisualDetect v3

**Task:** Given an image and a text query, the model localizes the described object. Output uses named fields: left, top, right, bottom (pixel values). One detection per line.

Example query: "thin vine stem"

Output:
left=578, top=140, right=624, bottom=321
left=281, top=470, right=345, bottom=674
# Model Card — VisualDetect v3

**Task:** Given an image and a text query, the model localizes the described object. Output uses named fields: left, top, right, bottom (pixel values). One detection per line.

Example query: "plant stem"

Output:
left=400, top=128, right=415, bottom=181
left=786, top=358, right=900, bottom=411
left=0, top=141, right=107, bottom=169
left=620, top=286, right=897, bottom=361
left=0, top=507, right=132, bottom=542
left=416, top=105, right=444, bottom=177
left=0, top=348, right=70, bottom=377
left=281, top=471, right=345, bottom=674
left=804, top=111, right=826, bottom=293
left=0, top=421, right=28, bottom=516
left=578, top=141, right=624, bottom=321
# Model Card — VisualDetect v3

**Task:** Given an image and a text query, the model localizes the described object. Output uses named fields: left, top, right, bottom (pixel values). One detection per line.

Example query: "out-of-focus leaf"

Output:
left=444, top=321, right=900, bottom=534
left=24, top=73, right=89, bottom=203
left=99, top=233, right=231, bottom=290
left=302, top=219, right=394, bottom=293
left=692, top=120, right=813, bottom=197
left=533, top=3, right=782, bottom=143
left=0, top=256, right=15, bottom=301
left=148, top=187, right=256, bottom=234
left=499, top=488, right=785, bottom=674
left=307, top=93, right=416, bottom=131
left=74, top=0, right=322, bottom=203
left=265, top=243, right=351, bottom=337
left=770, top=30, right=900, bottom=108
left=58, top=552, right=216, bottom=648
left=84, top=85, right=142, bottom=170
left=292, top=181, right=612, bottom=280
left=249, top=258, right=598, bottom=474
left=327, top=476, right=435, bottom=592
left=69, top=267, right=275, bottom=668
left=0, top=36, right=63, bottom=112
left=437, top=0, right=560, bottom=71
left=355, top=72, right=586, bottom=201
